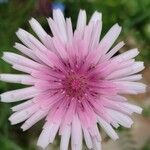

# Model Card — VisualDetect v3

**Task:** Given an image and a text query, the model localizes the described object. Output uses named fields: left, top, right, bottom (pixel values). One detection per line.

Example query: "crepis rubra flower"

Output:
left=0, top=9, right=146, bottom=150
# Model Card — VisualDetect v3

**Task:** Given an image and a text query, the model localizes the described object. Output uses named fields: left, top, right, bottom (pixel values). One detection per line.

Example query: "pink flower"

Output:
left=0, top=9, right=146, bottom=150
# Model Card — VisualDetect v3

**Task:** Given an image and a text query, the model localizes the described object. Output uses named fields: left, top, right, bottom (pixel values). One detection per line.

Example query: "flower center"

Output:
left=63, top=73, right=87, bottom=99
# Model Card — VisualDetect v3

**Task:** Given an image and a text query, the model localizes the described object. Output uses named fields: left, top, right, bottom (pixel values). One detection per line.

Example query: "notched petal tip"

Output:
left=13, top=42, right=18, bottom=48
left=46, top=17, right=49, bottom=21
left=16, top=28, right=22, bottom=34
left=0, top=95, right=3, bottom=102
left=0, top=94, right=7, bottom=102
left=120, top=41, right=125, bottom=45
left=134, top=106, right=143, bottom=114
left=91, top=11, right=102, bottom=22
left=2, top=51, right=7, bottom=58
left=79, top=9, right=86, bottom=14
left=11, top=107, right=16, bottom=112
left=21, top=124, right=28, bottom=131
left=134, top=48, right=140, bottom=54
left=53, top=8, right=63, bottom=13
left=133, top=48, right=139, bottom=55
left=116, top=24, right=122, bottom=32
left=29, top=17, right=35, bottom=23
left=138, top=107, right=143, bottom=114
left=1, top=53, right=8, bottom=62
left=8, top=116, right=14, bottom=125
left=143, top=84, right=147, bottom=92
left=37, top=143, right=47, bottom=149
left=114, top=135, right=119, bottom=141
left=37, top=139, right=48, bottom=149
left=2, top=51, right=11, bottom=56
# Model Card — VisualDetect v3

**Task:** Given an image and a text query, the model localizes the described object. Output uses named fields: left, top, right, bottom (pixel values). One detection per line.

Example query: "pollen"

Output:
left=62, top=72, right=87, bottom=99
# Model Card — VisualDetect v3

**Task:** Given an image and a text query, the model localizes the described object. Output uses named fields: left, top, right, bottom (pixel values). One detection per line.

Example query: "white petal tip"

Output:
left=115, top=23, right=121, bottom=27
left=138, top=107, right=143, bottom=114
left=29, top=17, right=35, bottom=22
left=13, top=42, right=17, bottom=47
left=46, top=17, right=50, bottom=20
left=114, top=136, right=119, bottom=141
left=0, top=94, right=12, bottom=103
left=11, top=107, right=16, bottom=112
left=16, top=28, right=21, bottom=34
left=0, top=99, right=5, bottom=102
left=8, top=118, right=15, bottom=125
left=0, top=95, right=6, bottom=102
left=2, top=52, right=8, bottom=57
left=121, top=41, right=125, bottom=46
left=37, top=141, right=48, bottom=149
left=90, top=11, right=102, bottom=22
left=53, top=8, right=62, bottom=12
left=80, top=9, right=86, bottom=13
left=16, top=28, right=24, bottom=36
left=21, top=124, right=28, bottom=131
left=135, top=48, right=140, bottom=54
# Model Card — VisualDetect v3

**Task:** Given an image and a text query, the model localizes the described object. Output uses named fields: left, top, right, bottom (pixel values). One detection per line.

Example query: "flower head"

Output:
left=0, top=9, right=146, bottom=150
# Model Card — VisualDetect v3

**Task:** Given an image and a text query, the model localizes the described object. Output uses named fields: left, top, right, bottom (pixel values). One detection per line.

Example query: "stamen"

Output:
left=62, top=72, right=87, bottom=99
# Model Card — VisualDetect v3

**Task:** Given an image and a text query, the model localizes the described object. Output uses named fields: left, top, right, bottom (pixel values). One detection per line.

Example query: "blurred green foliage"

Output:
left=142, top=139, right=150, bottom=150
left=0, top=0, right=150, bottom=149
left=142, top=106, right=150, bottom=117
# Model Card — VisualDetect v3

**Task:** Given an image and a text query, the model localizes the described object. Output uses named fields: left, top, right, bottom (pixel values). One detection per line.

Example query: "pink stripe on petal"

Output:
left=52, top=38, right=68, bottom=60
left=77, top=105, right=91, bottom=129
left=61, top=99, right=77, bottom=128
left=88, top=98, right=113, bottom=124
left=35, top=81, right=63, bottom=91
left=51, top=100, right=69, bottom=124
